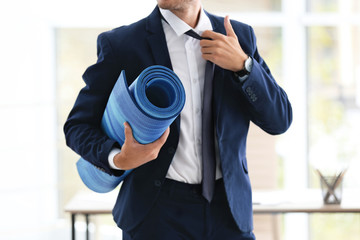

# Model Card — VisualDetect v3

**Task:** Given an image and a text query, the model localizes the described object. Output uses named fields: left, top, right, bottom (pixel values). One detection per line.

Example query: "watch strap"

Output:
left=234, top=56, right=253, bottom=83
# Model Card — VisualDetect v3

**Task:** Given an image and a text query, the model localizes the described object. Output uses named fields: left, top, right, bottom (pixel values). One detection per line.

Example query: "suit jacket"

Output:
left=64, top=6, right=292, bottom=233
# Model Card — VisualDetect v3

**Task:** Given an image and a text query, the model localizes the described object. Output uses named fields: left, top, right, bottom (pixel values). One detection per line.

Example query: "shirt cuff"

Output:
left=108, top=148, right=122, bottom=170
left=237, top=73, right=250, bottom=83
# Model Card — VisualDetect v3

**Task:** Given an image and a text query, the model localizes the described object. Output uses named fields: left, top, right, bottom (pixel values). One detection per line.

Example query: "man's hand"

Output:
left=200, top=16, right=248, bottom=72
left=113, top=122, right=170, bottom=170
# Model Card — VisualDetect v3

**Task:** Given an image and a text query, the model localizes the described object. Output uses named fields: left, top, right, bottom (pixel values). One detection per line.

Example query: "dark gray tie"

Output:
left=185, top=30, right=216, bottom=202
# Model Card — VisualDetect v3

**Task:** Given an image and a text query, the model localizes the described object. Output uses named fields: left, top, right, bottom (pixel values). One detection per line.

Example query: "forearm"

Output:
left=64, top=120, right=123, bottom=175
left=234, top=45, right=292, bottom=135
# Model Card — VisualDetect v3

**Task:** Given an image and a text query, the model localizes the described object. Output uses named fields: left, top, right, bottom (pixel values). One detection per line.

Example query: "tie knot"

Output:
left=185, top=30, right=211, bottom=41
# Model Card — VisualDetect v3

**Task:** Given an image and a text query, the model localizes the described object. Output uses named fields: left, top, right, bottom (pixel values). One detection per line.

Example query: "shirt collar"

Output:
left=159, top=7, right=212, bottom=37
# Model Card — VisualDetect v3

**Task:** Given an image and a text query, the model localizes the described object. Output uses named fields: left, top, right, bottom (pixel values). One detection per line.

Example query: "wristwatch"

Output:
left=234, top=55, right=253, bottom=83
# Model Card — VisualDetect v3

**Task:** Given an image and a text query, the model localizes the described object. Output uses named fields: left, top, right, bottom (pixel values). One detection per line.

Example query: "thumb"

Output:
left=224, top=16, right=236, bottom=38
left=158, top=127, right=170, bottom=145
left=124, top=122, right=137, bottom=143
left=149, top=127, right=170, bottom=148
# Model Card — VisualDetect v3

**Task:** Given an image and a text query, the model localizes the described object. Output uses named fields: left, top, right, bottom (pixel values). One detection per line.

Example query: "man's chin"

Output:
left=157, top=3, right=171, bottom=10
left=157, top=0, right=182, bottom=10
left=157, top=0, right=168, bottom=8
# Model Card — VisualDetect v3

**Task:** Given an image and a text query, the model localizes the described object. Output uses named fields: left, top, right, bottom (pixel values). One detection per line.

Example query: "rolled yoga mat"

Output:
left=77, top=65, right=186, bottom=193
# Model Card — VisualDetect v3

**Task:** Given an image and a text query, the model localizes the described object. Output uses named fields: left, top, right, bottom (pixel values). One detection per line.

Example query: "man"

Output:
left=64, top=0, right=292, bottom=239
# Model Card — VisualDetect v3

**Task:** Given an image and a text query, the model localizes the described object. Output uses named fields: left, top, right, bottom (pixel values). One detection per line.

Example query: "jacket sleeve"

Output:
left=235, top=26, right=292, bottom=135
left=63, top=32, right=124, bottom=176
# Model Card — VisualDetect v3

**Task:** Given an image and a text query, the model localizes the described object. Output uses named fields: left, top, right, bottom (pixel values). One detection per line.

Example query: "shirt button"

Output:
left=197, top=139, right=201, bottom=145
left=196, top=108, right=200, bottom=114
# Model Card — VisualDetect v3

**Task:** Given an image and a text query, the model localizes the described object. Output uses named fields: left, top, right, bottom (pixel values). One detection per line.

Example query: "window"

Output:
left=308, top=0, right=338, bottom=12
left=307, top=12, right=360, bottom=240
left=203, top=0, right=282, bottom=12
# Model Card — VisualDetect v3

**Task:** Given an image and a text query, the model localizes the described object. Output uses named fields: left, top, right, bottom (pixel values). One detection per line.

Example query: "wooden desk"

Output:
left=65, top=189, right=360, bottom=240
left=252, top=189, right=360, bottom=214
left=65, top=191, right=118, bottom=240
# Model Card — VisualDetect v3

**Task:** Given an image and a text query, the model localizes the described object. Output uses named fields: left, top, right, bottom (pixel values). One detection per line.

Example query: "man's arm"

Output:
left=200, top=16, right=292, bottom=134
left=64, top=33, right=169, bottom=175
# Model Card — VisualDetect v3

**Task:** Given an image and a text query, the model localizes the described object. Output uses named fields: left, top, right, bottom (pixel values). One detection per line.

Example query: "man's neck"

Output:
left=170, top=4, right=201, bottom=28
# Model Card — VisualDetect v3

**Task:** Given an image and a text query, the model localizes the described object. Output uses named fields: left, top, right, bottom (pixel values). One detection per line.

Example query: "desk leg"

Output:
left=272, top=214, right=279, bottom=240
left=85, top=214, right=89, bottom=240
left=71, top=213, right=76, bottom=240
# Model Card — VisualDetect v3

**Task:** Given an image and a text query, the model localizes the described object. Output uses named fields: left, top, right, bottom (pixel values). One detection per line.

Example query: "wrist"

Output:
left=232, top=52, right=248, bottom=71
left=113, top=152, right=126, bottom=170
left=234, top=55, right=253, bottom=82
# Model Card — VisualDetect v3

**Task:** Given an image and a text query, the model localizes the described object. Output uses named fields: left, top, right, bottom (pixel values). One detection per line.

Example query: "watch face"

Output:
left=245, top=56, right=253, bottom=72
left=236, top=56, right=252, bottom=78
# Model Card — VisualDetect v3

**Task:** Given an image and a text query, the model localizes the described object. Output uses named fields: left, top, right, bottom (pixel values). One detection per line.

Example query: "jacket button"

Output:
left=154, top=180, right=162, bottom=187
left=168, top=147, right=175, bottom=154
left=246, top=87, right=253, bottom=94
left=251, top=94, right=257, bottom=102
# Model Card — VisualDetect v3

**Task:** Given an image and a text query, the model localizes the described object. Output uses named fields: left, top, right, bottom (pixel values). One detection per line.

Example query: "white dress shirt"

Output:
left=109, top=7, right=222, bottom=184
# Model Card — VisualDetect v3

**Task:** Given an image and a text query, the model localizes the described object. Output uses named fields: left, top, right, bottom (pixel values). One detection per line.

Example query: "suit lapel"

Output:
left=146, top=7, right=173, bottom=70
left=145, top=6, right=180, bottom=136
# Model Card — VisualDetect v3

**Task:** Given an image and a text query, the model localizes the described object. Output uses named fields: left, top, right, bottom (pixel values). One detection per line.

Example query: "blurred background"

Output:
left=0, top=0, right=359, bottom=239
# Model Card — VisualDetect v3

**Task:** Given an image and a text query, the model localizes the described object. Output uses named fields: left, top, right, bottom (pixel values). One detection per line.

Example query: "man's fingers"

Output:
left=224, top=16, right=236, bottom=38
left=201, top=44, right=218, bottom=54
left=201, top=52, right=216, bottom=63
left=201, top=16, right=236, bottom=40
left=201, top=30, right=224, bottom=40
left=152, top=127, right=170, bottom=147
left=199, top=38, right=217, bottom=49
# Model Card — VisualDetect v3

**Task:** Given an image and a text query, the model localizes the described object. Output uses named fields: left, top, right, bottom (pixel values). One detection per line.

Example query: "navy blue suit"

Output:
left=64, top=6, right=292, bottom=235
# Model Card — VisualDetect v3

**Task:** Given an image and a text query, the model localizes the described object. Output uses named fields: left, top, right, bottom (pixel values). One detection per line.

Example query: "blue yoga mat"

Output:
left=77, top=65, right=185, bottom=193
